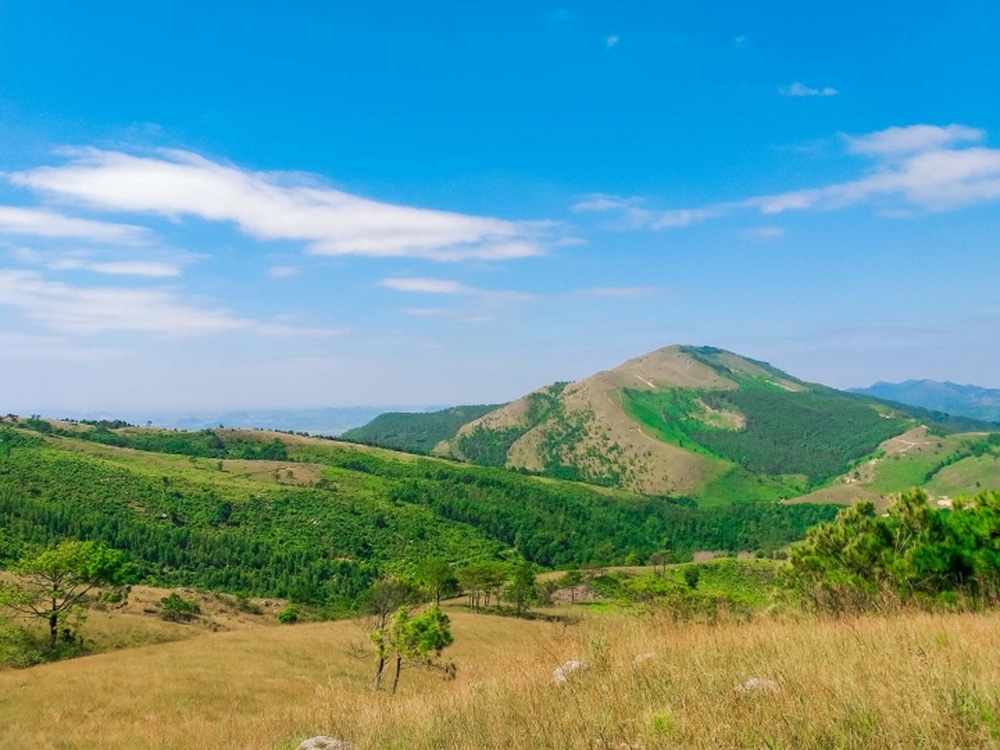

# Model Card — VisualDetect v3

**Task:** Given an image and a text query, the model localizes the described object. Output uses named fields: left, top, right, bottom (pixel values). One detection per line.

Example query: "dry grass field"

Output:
left=3, top=605, right=1000, bottom=749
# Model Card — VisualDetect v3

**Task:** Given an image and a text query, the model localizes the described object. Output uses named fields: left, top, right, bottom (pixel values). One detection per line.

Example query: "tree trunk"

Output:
left=391, top=656, right=402, bottom=694
left=374, top=655, right=386, bottom=690
left=48, top=611, right=58, bottom=650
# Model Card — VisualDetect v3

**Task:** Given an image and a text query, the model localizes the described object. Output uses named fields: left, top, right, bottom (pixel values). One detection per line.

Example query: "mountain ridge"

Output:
left=426, top=345, right=997, bottom=503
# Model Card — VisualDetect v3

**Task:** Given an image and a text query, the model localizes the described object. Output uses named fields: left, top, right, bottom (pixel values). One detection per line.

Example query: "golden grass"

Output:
left=4, top=608, right=1000, bottom=748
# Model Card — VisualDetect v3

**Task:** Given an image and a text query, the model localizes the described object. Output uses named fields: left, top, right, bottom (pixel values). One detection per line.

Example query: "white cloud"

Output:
left=267, top=265, right=301, bottom=278
left=746, top=140, right=1000, bottom=213
left=380, top=276, right=534, bottom=302
left=572, top=194, right=654, bottom=227
left=381, top=277, right=477, bottom=295
left=779, top=82, right=838, bottom=97
left=10, top=149, right=549, bottom=262
left=7, top=244, right=184, bottom=277
left=580, top=124, right=1000, bottom=229
left=650, top=207, right=720, bottom=229
left=88, top=261, right=181, bottom=277
left=606, top=35, right=620, bottom=49
left=741, top=226, right=786, bottom=239
left=566, top=286, right=657, bottom=299
left=572, top=194, right=635, bottom=213
left=845, top=124, right=984, bottom=156
left=403, top=307, right=448, bottom=316
left=0, top=206, right=147, bottom=244
left=0, top=269, right=340, bottom=337
left=0, top=269, right=245, bottom=335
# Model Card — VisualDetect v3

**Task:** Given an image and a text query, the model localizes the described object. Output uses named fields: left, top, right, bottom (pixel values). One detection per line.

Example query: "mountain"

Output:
left=851, top=380, right=1000, bottom=424
left=433, top=345, right=997, bottom=503
left=340, top=404, right=503, bottom=452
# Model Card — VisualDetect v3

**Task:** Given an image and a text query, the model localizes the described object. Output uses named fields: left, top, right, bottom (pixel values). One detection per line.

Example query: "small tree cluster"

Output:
left=457, top=562, right=508, bottom=610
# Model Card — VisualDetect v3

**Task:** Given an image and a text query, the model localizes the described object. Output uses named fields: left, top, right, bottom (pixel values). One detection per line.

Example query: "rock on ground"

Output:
left=296, top=737, right=353, bottom=750
left=734, top=677, right=779, bottom=693
left=552, top=659, right=589, bottom=685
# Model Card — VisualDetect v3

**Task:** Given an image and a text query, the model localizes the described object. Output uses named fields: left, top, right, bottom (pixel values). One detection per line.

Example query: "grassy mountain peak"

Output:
left=431, top=344, right=994, bottom=504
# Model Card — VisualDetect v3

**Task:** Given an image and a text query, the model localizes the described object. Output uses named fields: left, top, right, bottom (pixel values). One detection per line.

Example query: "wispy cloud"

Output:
left=0, top=269, right=341, bottom=337
left=7, top=245, right=184, bottom=277
left=0, top=206, right=147, bottom=244
left=845, top=124, right=983, bottom=155
left=88, top=261, right=180, bottom=277
left=779, top=82, right=838, bottom=97
left=575, top=124, right=1000, bottom=229
left=741, top=226, right=785, bottom=240
left=565, top=286, right=658, bottom=299
left=571, top=194, right=654, bottom=227
left=9, top=149, right=551, bottom=262
left=380, top=277, right=477, bottom=295
left=402, top=307, right=448, bottom=316
left=380, top=276, right=534, bottom=302
left=267, top=265, right=301, bottom=278
left=606, top=35, right=620, bottom=49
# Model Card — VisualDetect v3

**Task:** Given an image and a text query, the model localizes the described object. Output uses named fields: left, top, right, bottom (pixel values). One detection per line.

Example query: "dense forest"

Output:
left=623, top=381, right=912, bottom=487
left=0, top=422, right=839, bottom=611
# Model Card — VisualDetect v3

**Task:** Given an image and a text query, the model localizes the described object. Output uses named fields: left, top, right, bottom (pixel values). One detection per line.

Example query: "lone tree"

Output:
left=356, top=577, right=418, bottom=689
left=0, top=540, right=129, bottom=650
left=370, top=604, right=454, bottom=693
left=505, top=560, right=537, bottom=616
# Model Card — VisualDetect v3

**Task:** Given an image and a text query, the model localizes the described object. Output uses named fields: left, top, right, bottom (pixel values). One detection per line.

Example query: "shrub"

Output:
left=276, top=604, right=299, bottom=624
left=159, top=592, right=200, bottom=622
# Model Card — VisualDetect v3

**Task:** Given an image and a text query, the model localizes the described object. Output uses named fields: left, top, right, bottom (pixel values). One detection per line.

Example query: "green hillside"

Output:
left=340, top=404, right=502, bottom=453
left=433, top=346, right=997, bottom=504
left=0, top=420, right=838, bottom=612
left=622, top=381, right=907, bottom=485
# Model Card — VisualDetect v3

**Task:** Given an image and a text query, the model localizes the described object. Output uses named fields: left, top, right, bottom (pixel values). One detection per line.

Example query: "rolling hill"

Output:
left=0, top=417, right=837, bottom=607
left=430, top=345, right=997, bottom=504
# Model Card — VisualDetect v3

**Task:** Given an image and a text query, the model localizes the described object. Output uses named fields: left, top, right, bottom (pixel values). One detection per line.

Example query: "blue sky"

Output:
left=1, top=1, right=998, bottom=414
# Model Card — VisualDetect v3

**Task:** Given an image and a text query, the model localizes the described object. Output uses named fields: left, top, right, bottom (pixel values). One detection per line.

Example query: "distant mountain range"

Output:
left=851, top=381, right=1000, bottom=424
left=40, top=407, right=440, bottom=436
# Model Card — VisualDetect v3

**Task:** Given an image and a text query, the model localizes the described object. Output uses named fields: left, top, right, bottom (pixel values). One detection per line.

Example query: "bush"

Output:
left=159, top=592, right=200, bottom=622
left=276, top=604, right=300, bottom=624
left=683, top=566, right=701, bottom=589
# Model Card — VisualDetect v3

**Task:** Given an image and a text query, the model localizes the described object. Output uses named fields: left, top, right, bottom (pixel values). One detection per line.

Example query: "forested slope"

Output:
left=340, top=404, right=501, bottom=453
left=0, top=420, right=838, bottom=610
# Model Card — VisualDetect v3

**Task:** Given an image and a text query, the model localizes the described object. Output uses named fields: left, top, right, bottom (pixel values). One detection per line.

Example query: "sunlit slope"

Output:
left=0, top=421, right=838, bottom=594
left=436, top=345, right=993, bottom=503
left=5, top=608, right=1000, bottom=749
left=792, top=426, right=1000, bottom=508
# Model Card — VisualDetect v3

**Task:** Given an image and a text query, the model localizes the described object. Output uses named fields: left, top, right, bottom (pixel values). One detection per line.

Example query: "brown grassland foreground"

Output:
left=4, top=605, right=1000, bottom=749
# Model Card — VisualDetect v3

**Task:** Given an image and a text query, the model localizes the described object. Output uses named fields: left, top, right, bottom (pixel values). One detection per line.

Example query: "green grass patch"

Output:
left=927, top=454, right=1000, bottom=497
left=696, top=466, right=809, bottom=506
